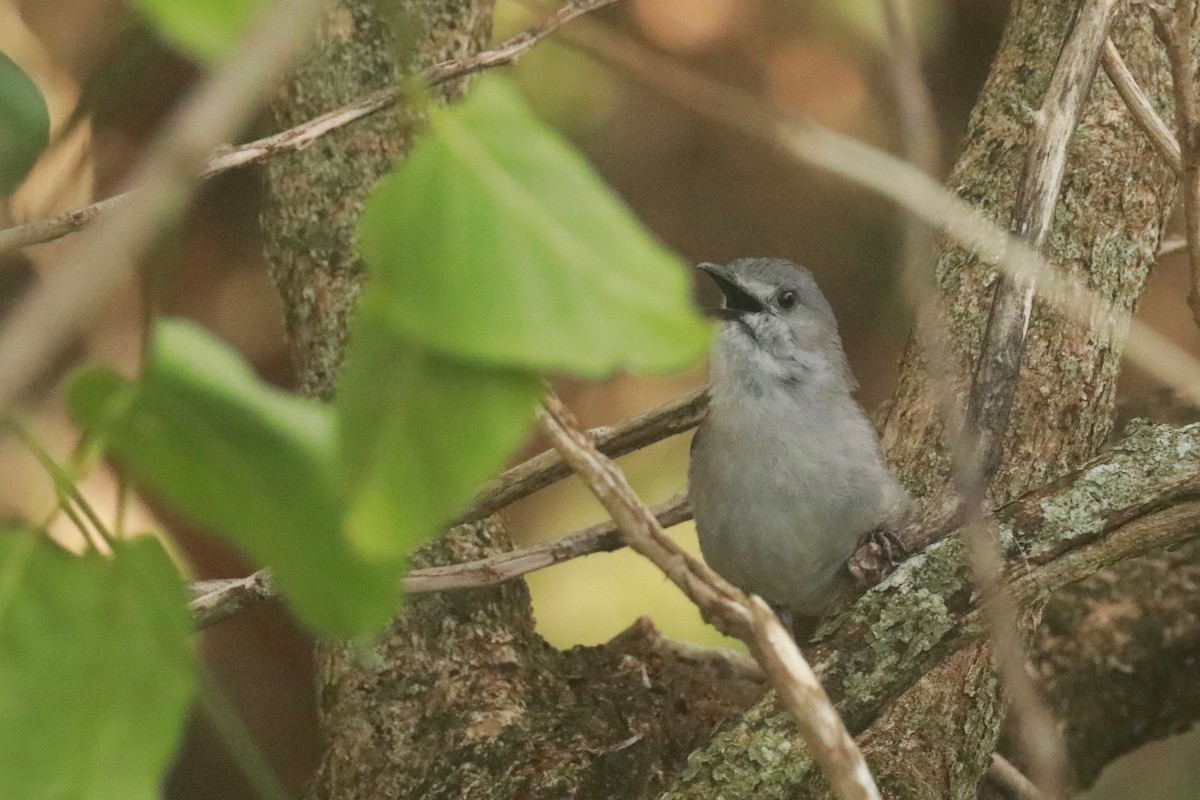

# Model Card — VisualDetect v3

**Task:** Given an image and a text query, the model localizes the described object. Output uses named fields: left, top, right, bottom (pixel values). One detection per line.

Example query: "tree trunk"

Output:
left=262, top=0, right=495, bottom=402
left=663, top=1, right=1182, bottom=797
left=261, top=3, right=762, bottom=799
left=860, top=4, right=1178, bottom=797
left=259, top=1, right=1199, bottom=798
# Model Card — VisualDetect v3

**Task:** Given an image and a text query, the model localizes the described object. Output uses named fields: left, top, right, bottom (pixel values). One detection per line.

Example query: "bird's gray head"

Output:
left=698, top=258, right=852, bottom=397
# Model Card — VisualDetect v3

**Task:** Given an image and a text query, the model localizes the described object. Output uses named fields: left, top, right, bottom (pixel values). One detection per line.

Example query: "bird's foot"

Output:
left=848, top=525, right=906, bottom=588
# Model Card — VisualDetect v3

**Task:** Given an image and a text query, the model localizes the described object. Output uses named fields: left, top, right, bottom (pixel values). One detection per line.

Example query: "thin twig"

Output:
left=191, top=569, right=279, bottom=629
left=967, top=0, right=1119, bottom=488
left=190, top=492, right=693, bottom=628
left=538, top=395, right=749, bottom=638
left=1151, top=1, right=1200, bottom=330
left=748, top=598, right=881, bottom=800
left=964, top=4, right=1121, bottom=795
left=880, top=0, right=940, bottom=177
left=420, top=491, right=688, bottom=590
left=1101, top=38, right=1183, bottom=174
left=986, top=754, right=1049, bottom=800
left=874, top=0, right=972, bottom=577
left=962, top=517, right=1065, bottom=797
left=0, top=0, right=621, bottom=254
left=1160, top=236, right=1188, bottom=256
left=0, top=0, right=326, bottom=415
left=878, top=0, right=948, bottom=400
left=539, top=392, right=881, bottom=800
left=455, top=387, right=705, bottom=525
left=557, top=16, right=1200, bottom=406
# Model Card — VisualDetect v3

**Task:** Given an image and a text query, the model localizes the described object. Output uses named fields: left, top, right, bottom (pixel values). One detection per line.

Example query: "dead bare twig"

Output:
left=455, top=386, right=705, bottom=525
left=0, top=0, right=622, bottom=254
left=539, top=392, right=881, bottom=800
left=1101, top=38, right=1183, bottom=174
left=538, top=396, right=748, bottom=638
left=0, top=0, right=325, bottom=415
left=189, top=492, right=692, bottom=628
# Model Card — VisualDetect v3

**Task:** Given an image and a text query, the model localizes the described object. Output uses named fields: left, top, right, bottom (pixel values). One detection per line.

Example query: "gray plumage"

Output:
left=688, top=258, right=908, bottom=617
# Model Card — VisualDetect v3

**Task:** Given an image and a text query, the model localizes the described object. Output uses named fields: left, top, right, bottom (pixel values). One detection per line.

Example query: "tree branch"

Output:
left=661, top=420, right=1200, bottom=798
left=0, top=0, right=325, bottom=416
left=455, top=387, right=705, bottom=525
left=0, top=0, right=622, bottom=254
left=189, top=492, right=691, bottom=628
left=538, top=393, right=881, bottom=800
left=1101, top=38, right=1183, bottom=174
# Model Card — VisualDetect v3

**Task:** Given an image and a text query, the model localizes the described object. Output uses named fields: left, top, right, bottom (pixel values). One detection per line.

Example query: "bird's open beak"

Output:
left=697, top=262, right=765, bottom=317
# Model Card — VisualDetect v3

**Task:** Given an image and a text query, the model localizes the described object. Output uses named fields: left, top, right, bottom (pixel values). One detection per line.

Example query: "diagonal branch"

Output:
left=455, top=387, right=704, bottom=525
left=662, top=420, right=1200, bottom=798
left=537, top=395, right=748, bottom=638
left=1101, top=38, right=1183, bottom=173
left=0, top=0, right=622, bottom=254
left=190, top=492, right=691, bottom=628
left=0, top=0, right=326, bottom=417
left=538, top=392, right=881, bottom=800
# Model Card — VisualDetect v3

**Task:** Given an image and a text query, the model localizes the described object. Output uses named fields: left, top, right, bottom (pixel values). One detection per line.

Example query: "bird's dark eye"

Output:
left=777, top=289, right=799, bottom=310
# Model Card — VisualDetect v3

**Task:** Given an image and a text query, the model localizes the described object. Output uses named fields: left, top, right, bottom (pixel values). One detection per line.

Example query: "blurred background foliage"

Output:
left=2, top=0, right=1199, bottom=796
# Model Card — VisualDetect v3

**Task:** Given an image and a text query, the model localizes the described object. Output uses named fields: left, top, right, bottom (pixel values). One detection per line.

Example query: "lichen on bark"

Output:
left=665, top=2, right=1184, bottom=796
left=256, top=1, right=1200, bottom=798
left=261, top=0, right=494, bottom=401
left=260, top=4, right=765, bottom=799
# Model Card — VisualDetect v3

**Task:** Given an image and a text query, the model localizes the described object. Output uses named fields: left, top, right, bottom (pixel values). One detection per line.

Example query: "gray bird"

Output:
left=688, top=258, right=908, bottom=625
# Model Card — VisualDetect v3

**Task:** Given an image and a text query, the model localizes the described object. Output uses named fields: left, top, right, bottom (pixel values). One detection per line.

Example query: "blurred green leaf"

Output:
left=0, top=532, right=195, bottom=800
left=358, top=75, right=710, bottom=378
left=338, top=299, right=542, bottom=559
left=0, top=52, right=49, bottom=196
left=68, top=320, right=401, bottom=635
left=132, top=0, right=264, bottom=64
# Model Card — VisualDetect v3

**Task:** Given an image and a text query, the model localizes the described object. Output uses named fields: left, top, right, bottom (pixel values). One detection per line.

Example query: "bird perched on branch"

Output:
left=688, top=258, right=909, bottom=631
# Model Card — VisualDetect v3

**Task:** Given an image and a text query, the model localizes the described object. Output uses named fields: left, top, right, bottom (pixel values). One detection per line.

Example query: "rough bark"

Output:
left=665, top=1, right=1182, bottom=796
left=261, top=0, right=495, bottom=401
left=857, top=4, right=1180, bottom=797
left=660, top=420, right=1200, bottom=799
left=256, top=1, right=1200, bottom=798
left=1024, top=537, right=1200, bottom=791
left=261, top=3, right=763, bottom=799
left=309, top=521, right=764, bottom=800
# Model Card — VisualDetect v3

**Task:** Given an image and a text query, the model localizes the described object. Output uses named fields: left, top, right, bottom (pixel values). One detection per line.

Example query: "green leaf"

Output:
left=68, top=320, right=400, bottom=635
left=133, top=0, right=264, bottom=64
left=338, top=300, right=542, bottom=559
left=0, top=532, right=195, bottom=800
left=358, top=75, right=710, bottom=378
left=0, top=52, right=50, bottom=196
